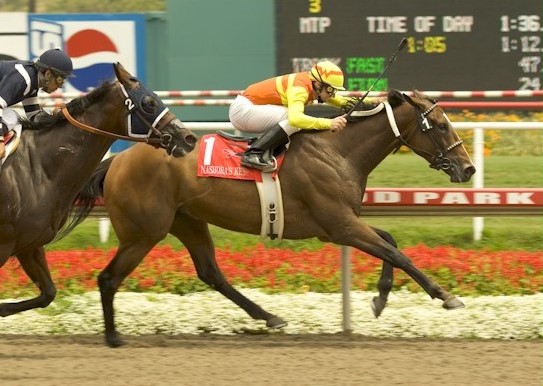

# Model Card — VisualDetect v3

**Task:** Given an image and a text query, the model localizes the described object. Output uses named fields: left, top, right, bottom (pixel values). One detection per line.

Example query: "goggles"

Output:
left=324, top=84, right=337, bottom=96
left=51, top=70, right=67, bottom=85
left=55, top=75, right=66, bottom=85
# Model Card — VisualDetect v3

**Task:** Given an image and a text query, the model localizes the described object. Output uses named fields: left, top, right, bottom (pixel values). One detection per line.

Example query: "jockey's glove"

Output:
left=342, top=97, right=359, bottom=113
left=342, top=97, right=378, bottom=114
left=31, top=110, right=51, bottom=125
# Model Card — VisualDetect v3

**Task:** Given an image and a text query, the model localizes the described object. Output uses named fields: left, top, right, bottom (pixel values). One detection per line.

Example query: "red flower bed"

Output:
left=0, top=244, right=541, bottom=297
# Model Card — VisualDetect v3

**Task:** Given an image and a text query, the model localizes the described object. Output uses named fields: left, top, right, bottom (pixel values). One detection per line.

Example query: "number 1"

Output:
left=203, top=136, right=216, bottom=165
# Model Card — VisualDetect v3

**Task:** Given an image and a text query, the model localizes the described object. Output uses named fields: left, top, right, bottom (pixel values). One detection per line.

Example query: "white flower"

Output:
left=0, top=290, right=540, bottom=339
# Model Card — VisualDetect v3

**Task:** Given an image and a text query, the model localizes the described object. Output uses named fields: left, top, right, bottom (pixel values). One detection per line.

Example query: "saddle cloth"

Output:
left=197, top=133, right=284, bottom=182
left=196, top=133, right=286, bottom=239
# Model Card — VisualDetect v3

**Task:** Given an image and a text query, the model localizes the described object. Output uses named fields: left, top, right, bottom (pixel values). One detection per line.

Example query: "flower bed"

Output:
left=0, top=290, right=541, bottom=339
left=0, top=244, right=541, bottom=297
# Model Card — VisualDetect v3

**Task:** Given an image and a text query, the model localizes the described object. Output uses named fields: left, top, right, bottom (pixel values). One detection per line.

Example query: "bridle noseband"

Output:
left=387, top=94, right=464, bottom=170
left=60, top=80, right=177, bottom=153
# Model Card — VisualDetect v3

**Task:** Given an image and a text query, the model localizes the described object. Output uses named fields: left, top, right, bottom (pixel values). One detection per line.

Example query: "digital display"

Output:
left=275, top=0, right=542, bottom=91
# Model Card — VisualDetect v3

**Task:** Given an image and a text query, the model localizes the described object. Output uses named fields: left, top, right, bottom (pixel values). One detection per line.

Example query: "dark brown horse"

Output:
left=0, top=63, right=196, bottom=318
left=74, top=89, right=475, bottom=347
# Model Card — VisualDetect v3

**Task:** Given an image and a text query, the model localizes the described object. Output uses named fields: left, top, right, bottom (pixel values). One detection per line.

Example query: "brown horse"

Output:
left=0, top=63, right=196, bottom=318
left=74, top=89, right=475, bottom=347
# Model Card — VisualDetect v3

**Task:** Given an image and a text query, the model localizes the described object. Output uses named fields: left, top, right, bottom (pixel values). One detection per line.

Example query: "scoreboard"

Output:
left=275, top=0, right=542, bottom=92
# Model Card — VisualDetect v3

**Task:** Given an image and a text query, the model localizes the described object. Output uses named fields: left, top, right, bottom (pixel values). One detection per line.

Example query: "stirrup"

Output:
left=241, top=154, right=277, bottom=172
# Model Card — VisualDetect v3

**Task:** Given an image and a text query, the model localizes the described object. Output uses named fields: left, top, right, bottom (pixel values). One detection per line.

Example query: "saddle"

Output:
left=217, top=130, right=254, bottom=142
left=2, top=128, right=21, bottom=163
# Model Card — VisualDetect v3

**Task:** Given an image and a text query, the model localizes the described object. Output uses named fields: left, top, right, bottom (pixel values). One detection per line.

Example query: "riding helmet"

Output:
left=35, top=48, right=74, bottom=78
left=309, top=61, right=345, bottom=91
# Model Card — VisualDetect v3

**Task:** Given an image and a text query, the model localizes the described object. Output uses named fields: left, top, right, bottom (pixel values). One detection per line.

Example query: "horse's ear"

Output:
left=113, top=62, right=132, bottom=84
left=412, top=89, right=424, bottom=99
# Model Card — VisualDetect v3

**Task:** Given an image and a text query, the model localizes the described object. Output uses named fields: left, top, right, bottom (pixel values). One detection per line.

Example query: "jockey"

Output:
left=229, top=60, right=368, bottom=172
left=0, top=48, right=74, bottom=159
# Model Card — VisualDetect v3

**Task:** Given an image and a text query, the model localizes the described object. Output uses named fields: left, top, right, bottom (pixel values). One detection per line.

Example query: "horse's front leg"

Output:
left=333, top=218, right=464, bottom=310
left=0, top=247, right=57, bottom=316
left=98, top=241, right=155, bottom=348
left=171, top=215, right=287, bottom=329
left=370, top=227, right=396, bottom=318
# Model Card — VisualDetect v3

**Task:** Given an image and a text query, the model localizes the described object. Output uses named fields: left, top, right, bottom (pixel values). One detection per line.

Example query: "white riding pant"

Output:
left=229, top=95, right=300, bottom=135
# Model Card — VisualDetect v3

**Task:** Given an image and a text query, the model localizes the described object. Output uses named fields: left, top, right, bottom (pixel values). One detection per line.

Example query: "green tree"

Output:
left=0, top=0, right=165, bottom=12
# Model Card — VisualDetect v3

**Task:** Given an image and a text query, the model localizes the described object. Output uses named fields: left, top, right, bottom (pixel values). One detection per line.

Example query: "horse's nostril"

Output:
left=466, top=166, right=476, bottom=178
left=186, top=134, right=197, bottom=146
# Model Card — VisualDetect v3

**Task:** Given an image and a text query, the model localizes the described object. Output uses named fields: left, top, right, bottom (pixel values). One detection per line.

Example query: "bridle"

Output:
left=60, top=80, right=177, bottom=152
left=383, top=94, right=464, bottom=171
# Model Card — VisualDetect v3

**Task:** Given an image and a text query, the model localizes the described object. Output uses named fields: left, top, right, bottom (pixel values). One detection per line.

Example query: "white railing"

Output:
left=41, top=89, right=543, bottom=109
left=42, top=89, right=543, bottom=99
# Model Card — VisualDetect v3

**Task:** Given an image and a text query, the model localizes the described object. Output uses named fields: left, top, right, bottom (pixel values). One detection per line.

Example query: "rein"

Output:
left=59, top=81, right=175, bottom=148
left=383, top=96, right=464, bottom=171
left=61, top=107, right=162, bottom=145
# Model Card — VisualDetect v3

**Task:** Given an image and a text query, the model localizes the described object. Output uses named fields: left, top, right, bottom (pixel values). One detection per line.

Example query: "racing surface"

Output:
left=1, top=334, right=540, bottom=385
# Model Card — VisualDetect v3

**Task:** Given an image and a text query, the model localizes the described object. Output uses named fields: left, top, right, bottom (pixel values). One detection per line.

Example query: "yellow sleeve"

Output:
left=286, top=86, right=333, bottom=130
left=327, top=95, right=377, bottom=108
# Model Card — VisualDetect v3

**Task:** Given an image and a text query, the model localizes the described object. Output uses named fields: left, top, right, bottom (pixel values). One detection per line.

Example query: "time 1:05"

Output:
left=406, top=36, right=446, bottom=54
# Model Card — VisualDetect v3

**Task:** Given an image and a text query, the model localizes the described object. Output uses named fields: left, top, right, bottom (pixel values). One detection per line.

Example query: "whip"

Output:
left=345, top=37, right=408, bottom=119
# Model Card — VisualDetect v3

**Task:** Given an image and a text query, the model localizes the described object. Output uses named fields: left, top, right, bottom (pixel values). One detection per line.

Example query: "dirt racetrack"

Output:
left=0, top=334, right=541, bottom=386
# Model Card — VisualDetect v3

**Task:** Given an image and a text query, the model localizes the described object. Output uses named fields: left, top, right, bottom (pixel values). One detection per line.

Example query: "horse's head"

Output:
left=113, top=63, right=197, bottom=157
left=388, top=89, right=475, bottom=183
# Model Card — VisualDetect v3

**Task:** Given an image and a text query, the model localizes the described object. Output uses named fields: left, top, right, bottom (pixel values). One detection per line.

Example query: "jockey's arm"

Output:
left=286, top=86, right=334, bottom=130
left=21, top=96, right=43, bottom=122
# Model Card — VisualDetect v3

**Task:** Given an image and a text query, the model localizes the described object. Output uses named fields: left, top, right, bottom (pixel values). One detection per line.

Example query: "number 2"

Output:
left=124, top=98, right=135, bottom=111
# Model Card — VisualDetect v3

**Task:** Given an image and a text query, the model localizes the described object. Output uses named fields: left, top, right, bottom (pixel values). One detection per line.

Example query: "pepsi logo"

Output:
left=66, top=29, right=120, bottom=92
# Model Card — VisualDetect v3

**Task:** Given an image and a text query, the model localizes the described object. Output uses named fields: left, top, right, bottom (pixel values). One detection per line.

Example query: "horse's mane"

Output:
left=20, top=81, right=115, bottom=131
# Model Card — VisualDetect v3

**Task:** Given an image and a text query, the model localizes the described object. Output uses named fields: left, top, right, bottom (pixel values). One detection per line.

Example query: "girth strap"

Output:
left=255, top=172, right=285, bottom=240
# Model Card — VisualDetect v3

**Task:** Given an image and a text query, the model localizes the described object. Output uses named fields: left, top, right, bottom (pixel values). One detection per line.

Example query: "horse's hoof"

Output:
left=442, top=296, right=465, bottom=310
left=266, top=316, right=288, bottom=329
left=106, top=335, right=126, bottom=348
left=371, top=296, right=387, bottom=318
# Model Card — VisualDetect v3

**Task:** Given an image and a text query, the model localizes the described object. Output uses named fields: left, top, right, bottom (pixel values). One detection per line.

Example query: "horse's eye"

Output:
left=141, top=96, right=158, bottom=114
left=437, top=122, right=449, bottom=132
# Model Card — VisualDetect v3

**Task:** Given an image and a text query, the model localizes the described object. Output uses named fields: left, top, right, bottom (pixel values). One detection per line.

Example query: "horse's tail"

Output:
left=56, top=156, right=116, bottom=240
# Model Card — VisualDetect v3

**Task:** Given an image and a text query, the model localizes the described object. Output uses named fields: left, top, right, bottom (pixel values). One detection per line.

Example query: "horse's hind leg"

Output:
left=370, top=227, right=395, bottom=318
left=0, top=247, right=56, bottom=316
left=171, top=214, right=287, bottom=329
left=98, top=241, right=156, bottom=347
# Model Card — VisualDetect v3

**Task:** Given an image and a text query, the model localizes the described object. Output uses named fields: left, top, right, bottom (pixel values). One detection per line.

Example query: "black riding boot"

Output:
left=241, top=124, right=289, bottom=172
